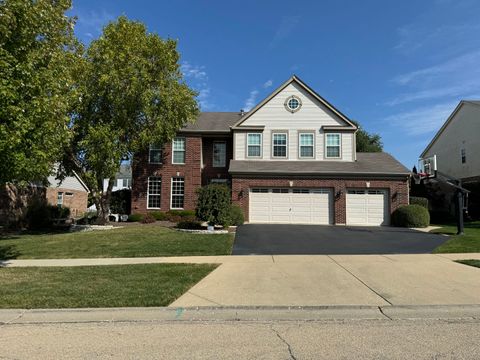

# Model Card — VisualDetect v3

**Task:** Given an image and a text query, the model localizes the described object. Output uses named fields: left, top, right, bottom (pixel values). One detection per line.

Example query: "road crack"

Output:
left=270, top=325, right=297, bottom=360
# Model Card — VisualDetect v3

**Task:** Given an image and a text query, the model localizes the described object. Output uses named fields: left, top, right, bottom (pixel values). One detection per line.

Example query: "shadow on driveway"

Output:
left=233, top=224, right=448, bottom=255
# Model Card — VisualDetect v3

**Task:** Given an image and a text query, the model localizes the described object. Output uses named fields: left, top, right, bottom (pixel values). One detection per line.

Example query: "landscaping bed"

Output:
left=0, top=263, right=217, bottom=308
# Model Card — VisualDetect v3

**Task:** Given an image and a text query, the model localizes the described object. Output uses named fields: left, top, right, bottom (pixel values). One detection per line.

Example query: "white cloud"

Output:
left=244, top=90, right=259, bottom=111
left=386, top=102, right=457, bottom=136
left=269, top=16, right=301, bottom=48
left=75, top=9, right=115, bottom=38
left=181, top=61, right=213, bottom=110
left=263, top=79, right=273, bottom=88
left=181, top=61, right=208, bottom=80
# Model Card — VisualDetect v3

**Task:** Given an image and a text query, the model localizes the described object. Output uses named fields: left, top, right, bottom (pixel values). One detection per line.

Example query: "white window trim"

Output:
left=57, top=192, right=64, bottom=206
left=148, top=144, right=163, bottom=164
left=271, top=131, right=288, bottom=159
left=213, top=141, right=227, bottom=168
left=147, top=176, right=162, bottom=210
left=172, top=137, right=186, bottom=165
left=325, top=133, right=342, bottom=159
left=246, top=133, right=262, bottom=158
left=170, top=177, right=185, bottom=210
left=298, top=131, right=315, bottom=159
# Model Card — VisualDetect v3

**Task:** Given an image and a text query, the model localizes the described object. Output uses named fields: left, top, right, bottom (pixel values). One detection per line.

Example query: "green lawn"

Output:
left=0, top=263, right=217, bottom=308
left=456, top=260, right=480, bottom=269
left=432, top=221, right=480, bottom=253
left=0, top=225, right=234, bottom=259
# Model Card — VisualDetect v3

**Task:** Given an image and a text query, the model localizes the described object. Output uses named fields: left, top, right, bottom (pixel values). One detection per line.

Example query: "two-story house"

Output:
left=131, top=76, right=409, bottom=226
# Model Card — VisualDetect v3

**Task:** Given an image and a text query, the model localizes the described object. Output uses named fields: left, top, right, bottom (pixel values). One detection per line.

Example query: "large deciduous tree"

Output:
left=0, top=0, right=79, bottom=184
left=352, top=120, right=383, bottom=152
left=65, top=16, right=198, bottom=223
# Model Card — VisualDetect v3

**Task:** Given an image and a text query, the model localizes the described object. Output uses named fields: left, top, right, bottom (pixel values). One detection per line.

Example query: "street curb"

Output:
left=1, top=305, right=479, bottom=324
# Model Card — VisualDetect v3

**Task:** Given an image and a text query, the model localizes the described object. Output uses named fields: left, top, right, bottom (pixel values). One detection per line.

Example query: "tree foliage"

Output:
left=64, top=16, right=198, bottom=222
left=0, top=0, right=79, bottom=184
left=351, top=120, right=383, bottom=152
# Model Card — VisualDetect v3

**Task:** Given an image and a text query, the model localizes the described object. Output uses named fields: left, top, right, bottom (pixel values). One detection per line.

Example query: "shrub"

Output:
left=150, top=211, right=168, bottom=221
left=110, top=189, right=131, bottom=214
left=392, top=205, right=430, bottom=228
left=410, top=196, right=429, bottom=209
left=127, top=213, right=144, bottom=222
left=166, top=210, right=196, bottom=222
left=177, top=220, right=204, bottom=230
left=226, top=204, right=244, bottom=226
left=196, top=184, right=231, bottom=226
left=25, top=199, right=71, bottom=230
left=141, top=213, right=156, bottom=224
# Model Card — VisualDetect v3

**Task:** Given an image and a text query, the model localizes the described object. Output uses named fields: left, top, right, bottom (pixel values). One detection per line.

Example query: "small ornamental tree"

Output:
left=196, top=184, right=231, bottom=226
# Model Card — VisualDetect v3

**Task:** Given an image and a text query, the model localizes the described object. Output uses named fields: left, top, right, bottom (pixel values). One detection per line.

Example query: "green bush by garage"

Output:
left=392, top=204, right=430, bottom=228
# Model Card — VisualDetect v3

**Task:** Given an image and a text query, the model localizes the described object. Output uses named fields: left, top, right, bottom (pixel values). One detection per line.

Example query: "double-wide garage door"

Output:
left=249, top=188, right=333, bottom=224
left=346, top=189, right=389, bottom=226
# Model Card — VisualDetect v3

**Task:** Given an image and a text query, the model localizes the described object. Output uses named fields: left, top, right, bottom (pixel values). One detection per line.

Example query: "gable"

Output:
left=233, top=76, right=356, bottom=130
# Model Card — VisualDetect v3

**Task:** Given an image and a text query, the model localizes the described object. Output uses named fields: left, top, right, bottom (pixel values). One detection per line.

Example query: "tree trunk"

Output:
left=94, top=178, right=115, bottom=225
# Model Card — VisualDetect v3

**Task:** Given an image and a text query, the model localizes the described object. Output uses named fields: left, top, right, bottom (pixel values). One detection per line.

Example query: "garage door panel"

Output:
left=346, top=190, right=389, bottom=226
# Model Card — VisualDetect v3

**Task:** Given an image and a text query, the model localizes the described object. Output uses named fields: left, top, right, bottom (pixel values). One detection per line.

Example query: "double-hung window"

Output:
left=299, top=133, right=314, bottom=158
left=247, top=133, right=262, bottom=158
left=272, top=133, right=287, bottom=158
left=147, top=176, right=162, bottom=209
left=171, top=177, right=185, bottom=209
left=57, top=192, right=64, bottom=207
left=325, top=133, right=341, bottom=158
left=172, top=137, right=186, bottom=164
left=149, top=144, right=163, bottom=164
left=213, top=141, right=226, bottom=167
left=461, top=148, right=466, bottom=164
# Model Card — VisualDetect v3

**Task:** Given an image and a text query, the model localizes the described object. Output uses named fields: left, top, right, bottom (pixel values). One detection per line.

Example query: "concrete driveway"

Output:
left=233, top=224, right=447, bottom=255
left=171, top=254, right=480, bottom=307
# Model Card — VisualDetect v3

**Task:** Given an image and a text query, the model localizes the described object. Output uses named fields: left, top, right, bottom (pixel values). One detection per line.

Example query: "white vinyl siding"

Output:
left=213, top=141, right=226, bottom=167
left=232, top=82, right=355, bottom=161
left=247, top=133, right=262, bottom=158
left=172, top=137, right=186, bottom=164
left=170, top=177, right=185, bottom=209
left=346, top=189, right=389, bottom=226
left=147, top=177, right=162, bottom=209
left=249, top=188, right=333, bottom=224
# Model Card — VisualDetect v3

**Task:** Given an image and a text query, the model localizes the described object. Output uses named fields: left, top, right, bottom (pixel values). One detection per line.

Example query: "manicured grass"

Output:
left=0, top=225, right=234, bottom=259
left=432, top=221, right=480, bottom=253
left=0, top=263, right=217, bottom=308
left=456, top=260, right=480, bottom=269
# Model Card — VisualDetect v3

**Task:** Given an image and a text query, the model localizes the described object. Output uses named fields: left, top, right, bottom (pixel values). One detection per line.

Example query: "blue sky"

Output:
left=70, top=0, right=480, bottom=168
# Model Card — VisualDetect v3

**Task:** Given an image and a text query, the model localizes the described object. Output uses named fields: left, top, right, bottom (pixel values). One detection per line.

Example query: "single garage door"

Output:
left=249, top=188, right=333, bottom=224
left=346, top=189, right=390, bottom=226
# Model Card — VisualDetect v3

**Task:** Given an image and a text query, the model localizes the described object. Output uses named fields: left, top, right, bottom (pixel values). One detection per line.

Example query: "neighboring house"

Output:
left=420, top=100, right=480, bottom=216
left=46, top=171, right=90, bottom=217
left=103, top=164, right=132, bottom=192
left=131, top=75, right=410, bottom=226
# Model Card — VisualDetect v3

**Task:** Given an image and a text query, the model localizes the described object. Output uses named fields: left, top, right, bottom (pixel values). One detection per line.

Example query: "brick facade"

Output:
left=231, top=176, right=409, bottom=224
left=131, top=136, right=202, bottom=213
left=45, top=188, right=88, bottom=218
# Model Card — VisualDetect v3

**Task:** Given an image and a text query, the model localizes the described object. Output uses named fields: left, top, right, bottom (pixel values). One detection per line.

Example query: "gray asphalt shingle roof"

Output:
left=181, top=112, right=242, bottom=133
left=229, top=152, right=410, bottom=176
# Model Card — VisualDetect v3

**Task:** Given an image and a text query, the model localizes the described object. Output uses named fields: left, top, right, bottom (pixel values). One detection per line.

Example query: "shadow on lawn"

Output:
left=0, top=244, right=20, bottom=261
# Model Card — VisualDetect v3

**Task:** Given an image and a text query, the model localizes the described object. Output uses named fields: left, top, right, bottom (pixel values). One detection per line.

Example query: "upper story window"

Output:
left=325, top=133, right=341, bottom=158
left=299, top=133, right=314, bottom=158
left=461, top=148, right=466, bottom=164
left=285, top=95, right=302, bottom=113
left=172, top=137, right=186, bottom=164
left=213, top=141, right=226, bottom=167
left=57, top=192, right=64, bottom=207
left=247, top=133, right=262, bottom=158
left=149, top=144, right=162, bottom=164
left=272, top=133, right=287, bottom=158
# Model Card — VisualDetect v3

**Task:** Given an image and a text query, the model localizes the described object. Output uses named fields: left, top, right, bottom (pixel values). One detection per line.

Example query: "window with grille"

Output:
left=149, top=144, right=163, bottom=164
left=461, top=148, right=466, bottom=164
left=172, top=137, right=186, bottom=164
left=326, top=133, right=341, bottom=158
left=272, top=133, right=287, bottom=158
left=171, top=177, right=185, bottom=209
left=272, top=188, right=289, bottom=193
left=299, top=133, right=314, bottom=158
left=251, top=188, right=268, bottom=193
left=247, top=133, right=262, bottom=157
left=147, top=177, right=162, bottom=209
left=213, top=141, right=226, bottom=167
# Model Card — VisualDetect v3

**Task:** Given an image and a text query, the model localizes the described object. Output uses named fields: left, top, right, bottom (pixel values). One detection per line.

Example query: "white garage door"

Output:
left=346, top=189, right=389, bottom=226
left=249, top=188, right=333, bottom=224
